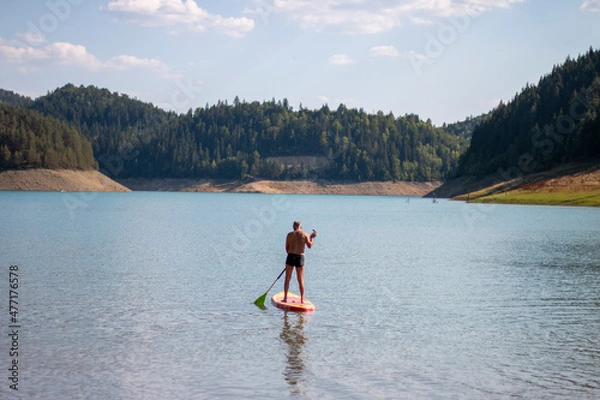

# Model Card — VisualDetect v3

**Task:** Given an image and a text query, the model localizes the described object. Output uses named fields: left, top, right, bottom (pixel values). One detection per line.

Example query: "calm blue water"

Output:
left=1, top=191, right=599, bottom=399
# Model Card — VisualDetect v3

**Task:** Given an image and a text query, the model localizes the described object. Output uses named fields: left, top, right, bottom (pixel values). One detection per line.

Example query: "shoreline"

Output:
left=2, top=167, right=598, bottom=206
left=0, top=169, right=440, bottom=196
left=446, top=163, right=600, bottom=207
left=117, top=177, right=442, bottom=196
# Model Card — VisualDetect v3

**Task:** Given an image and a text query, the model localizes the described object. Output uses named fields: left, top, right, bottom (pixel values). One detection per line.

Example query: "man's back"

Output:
left=287, top=230, right=308, bottom=255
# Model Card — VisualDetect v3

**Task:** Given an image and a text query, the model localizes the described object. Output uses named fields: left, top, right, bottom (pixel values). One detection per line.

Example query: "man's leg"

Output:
left=283, top=264, right=293, bottom=302
left=296, top=266, right=305, bottom=303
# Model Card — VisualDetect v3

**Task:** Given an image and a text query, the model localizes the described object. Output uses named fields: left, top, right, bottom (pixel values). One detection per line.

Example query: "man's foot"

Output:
left=282, top=298, right=287, bottom=303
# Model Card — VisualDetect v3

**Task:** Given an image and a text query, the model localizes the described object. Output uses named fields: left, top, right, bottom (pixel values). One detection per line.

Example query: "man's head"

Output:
left=293, top=220, right=301, bottom=230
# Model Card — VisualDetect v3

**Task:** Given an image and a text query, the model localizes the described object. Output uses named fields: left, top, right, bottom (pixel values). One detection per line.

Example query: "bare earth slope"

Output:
left=119, top=178, right=441, bottom=196
left=433, top=162, right=600, bottom=207
left=0, top=169, right=130, bottom=192
left=0, top=169, right=440, bottom=195
left=5, top=164, right=598, bottom=206
left=430, top=162, right=600, bottom=199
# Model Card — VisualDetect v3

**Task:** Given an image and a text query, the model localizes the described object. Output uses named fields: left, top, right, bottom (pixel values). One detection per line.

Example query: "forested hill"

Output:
left=457, top=47, right=600, bottom=179
left=28, top=84, right=469, bottom=181
left=0, top=89, right=33, bottom=107
left=0, top=104, right=97, bottom=170
left=4, top=48, right=599, bottom=184
left=443, top=113, right=490, bottom=142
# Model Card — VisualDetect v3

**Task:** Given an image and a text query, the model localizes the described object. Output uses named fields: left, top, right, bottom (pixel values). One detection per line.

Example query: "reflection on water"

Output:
left=280, top=312, right=307, bottom=396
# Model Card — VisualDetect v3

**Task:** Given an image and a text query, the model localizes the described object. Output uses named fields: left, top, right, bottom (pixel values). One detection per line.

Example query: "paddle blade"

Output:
left=254, top=292, right=268, bottom=308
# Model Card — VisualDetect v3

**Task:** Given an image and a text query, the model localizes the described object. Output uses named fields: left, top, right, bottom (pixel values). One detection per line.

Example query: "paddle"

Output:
left=254, top=267, right=286, bottom=309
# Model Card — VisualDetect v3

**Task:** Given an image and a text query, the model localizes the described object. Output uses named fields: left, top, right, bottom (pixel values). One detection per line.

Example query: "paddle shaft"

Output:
left=265, top=267, right=286, bottom=294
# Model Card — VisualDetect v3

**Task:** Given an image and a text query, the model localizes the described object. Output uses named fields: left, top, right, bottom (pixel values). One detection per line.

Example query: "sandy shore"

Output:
left=0, top=169, right=441, bottom=195
left=118, top=177, right=442, bottom=196
left=2, top=166, right=598, bottom=206
left=0, top=169, right=130, bottom=192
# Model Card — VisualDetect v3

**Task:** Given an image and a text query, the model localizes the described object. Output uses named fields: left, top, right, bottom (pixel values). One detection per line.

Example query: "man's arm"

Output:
left=305, top=231, right=314, bottom=249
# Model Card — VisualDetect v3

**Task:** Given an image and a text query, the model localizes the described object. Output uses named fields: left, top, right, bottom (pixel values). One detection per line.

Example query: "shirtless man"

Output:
left=283, top=221, right=317, bottom=304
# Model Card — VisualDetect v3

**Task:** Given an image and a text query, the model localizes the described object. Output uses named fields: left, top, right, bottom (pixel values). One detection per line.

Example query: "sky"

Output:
left=0, top=1, right=599, bottom=126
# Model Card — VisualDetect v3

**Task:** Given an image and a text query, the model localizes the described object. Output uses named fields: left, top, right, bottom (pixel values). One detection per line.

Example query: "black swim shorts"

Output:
left=286, top=253, right=305, bottom=267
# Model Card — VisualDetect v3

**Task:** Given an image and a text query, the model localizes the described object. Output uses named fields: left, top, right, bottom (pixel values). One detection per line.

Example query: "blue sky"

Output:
left=0, top=0, right=599, bottom=125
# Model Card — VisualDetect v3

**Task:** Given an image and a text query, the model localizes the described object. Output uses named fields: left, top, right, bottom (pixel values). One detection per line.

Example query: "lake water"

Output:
left=1, top=191, right=599, bottom=399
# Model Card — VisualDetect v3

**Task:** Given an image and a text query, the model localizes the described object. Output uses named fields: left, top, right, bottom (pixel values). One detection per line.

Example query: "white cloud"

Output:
left=269, top=0, right=527, bottom=34
left=328, top=54, right=356, bottom=65
left=271, top=0, right=398, bottom=34
left=317, top=95, right=329, bottom=104
left=47, top=42, right=103, bottom=69
left=388, top=0, right=527, bottom=17
left=106, top=54, right=169, bottom=71
left=0, top=43, right=50, bottom=64
left=0, top=38, right=169, bottom=75
left=15, top=32, right=47, bottom=45
left=409, top=16, right=434, bottom=25
left=581, top=0, right=600, bottom=12
left=370, top=45, right=400, bottom=57
left=104, top=0, right=255, bottom=37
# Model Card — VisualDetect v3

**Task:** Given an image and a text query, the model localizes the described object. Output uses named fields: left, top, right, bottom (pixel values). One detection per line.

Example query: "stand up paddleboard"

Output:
left=271, top=292, right=316, bottom=312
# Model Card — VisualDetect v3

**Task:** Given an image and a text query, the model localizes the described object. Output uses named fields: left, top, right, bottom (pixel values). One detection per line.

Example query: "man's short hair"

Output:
left=293, top=220, right=301, bottom=229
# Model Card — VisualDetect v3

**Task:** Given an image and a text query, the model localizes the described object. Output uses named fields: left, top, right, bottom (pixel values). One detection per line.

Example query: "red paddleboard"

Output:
left=271, top=292, right=316, bottom=312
